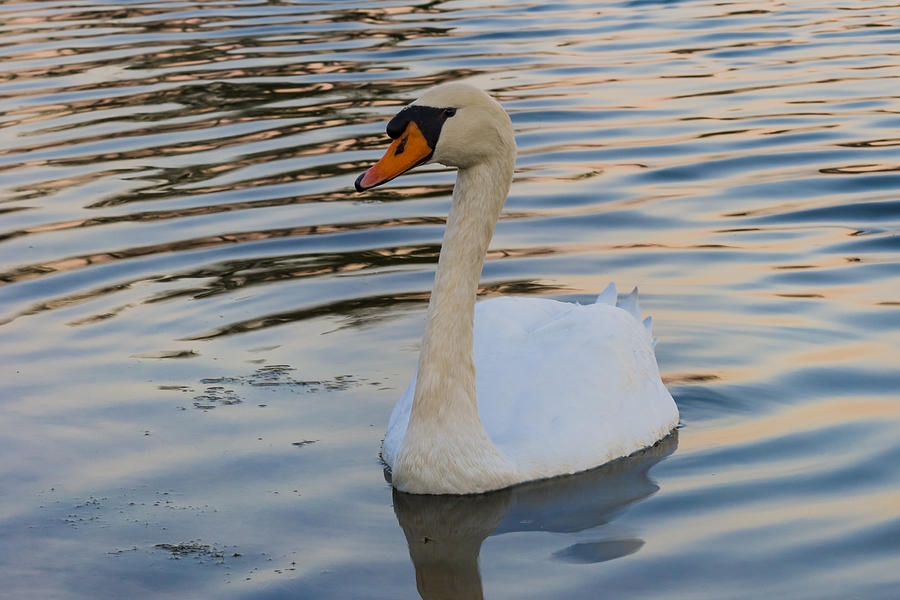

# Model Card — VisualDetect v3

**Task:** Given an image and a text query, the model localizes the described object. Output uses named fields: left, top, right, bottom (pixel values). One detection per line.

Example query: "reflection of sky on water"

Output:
left=0, top=0, right=899, bottom=598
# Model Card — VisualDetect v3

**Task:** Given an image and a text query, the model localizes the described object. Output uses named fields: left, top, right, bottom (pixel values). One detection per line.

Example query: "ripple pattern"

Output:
left=0, top=1, right=898, bottom=598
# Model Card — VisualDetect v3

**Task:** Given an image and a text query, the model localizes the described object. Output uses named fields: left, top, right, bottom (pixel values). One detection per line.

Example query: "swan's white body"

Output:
left=383, top=289, right=679, bottom=488
left=359, top=83, right=679, bottom=494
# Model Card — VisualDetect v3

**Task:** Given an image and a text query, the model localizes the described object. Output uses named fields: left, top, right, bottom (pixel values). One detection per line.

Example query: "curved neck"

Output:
left=410, top=154, right=514, bottom=432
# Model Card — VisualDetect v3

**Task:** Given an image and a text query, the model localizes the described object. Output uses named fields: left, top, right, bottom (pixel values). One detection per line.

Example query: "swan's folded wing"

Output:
left=473, top=296, right=678, bottom=478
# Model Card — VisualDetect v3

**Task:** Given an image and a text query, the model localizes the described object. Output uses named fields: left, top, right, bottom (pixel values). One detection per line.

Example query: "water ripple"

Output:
left=1, top=1, right=899, bottom=598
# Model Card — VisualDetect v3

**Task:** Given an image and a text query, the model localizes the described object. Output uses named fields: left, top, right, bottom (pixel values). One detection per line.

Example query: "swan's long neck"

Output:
left=414, top=159, right=511, bottom=419
left=395, top=149, right=517, bottom=494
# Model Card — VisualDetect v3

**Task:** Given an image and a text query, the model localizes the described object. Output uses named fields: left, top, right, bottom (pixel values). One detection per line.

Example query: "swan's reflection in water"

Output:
left=391, top=433, right=677, bottom=599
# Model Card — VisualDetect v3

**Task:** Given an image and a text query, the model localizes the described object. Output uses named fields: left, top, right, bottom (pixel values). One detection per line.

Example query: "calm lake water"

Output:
left=1, top=0, right=899, bottom=598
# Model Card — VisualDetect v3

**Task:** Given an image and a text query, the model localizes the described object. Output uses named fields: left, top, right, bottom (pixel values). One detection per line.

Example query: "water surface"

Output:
left=1, top=1, right=899, bottom=598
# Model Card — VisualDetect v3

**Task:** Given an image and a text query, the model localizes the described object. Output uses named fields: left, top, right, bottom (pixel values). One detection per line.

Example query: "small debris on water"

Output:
left=169, top=365, right=368, bottom=410
left=133, top=350, right=199, bottom=359
left=154, top=541, right=225, bottom=562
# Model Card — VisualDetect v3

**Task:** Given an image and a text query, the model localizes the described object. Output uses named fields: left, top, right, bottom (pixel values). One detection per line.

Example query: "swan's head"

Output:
left=355, top=83, right=515, bottom=191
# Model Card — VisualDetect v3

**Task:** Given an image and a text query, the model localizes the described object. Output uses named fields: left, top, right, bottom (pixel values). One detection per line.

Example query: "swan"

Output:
left=355, top=83, right=679, bottom=495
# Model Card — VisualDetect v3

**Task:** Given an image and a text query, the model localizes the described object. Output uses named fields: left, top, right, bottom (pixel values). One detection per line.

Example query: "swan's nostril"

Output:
left=395, top=136, right=408, bottom=156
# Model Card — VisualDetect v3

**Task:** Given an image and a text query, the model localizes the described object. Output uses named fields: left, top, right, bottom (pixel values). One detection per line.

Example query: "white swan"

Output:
left=356, top=83, right=679, bottom=495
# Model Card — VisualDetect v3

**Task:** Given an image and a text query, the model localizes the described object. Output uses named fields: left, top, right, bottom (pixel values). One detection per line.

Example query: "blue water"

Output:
left=1, top=1, right=898, bottom=598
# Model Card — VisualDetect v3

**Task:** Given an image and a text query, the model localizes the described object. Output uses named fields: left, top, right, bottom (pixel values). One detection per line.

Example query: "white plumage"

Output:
left=357, top=83, right=678, bottom=494
left=383, top=285, right=678, bottom=486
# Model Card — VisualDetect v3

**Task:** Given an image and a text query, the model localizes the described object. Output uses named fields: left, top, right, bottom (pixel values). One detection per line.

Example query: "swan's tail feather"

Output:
left=596, top=282, right=617, bottom=306
left=643, top=316, right=658, bottom=347
left=598, top=284, right=656, bottom=344
left=617, top=286, right=642, bottom=320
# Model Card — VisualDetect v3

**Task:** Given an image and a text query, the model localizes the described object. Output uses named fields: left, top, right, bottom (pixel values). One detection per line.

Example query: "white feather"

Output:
left=384, top=295, right=678, bottom=485
left=617, top=286, right=641, bottom=320
left=596, top=282, right=617, bottom=306
left=366, top=83, right=678, bottom=494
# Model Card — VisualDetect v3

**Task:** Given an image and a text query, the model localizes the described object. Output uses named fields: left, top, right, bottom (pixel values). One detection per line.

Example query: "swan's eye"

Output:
left=443, top=107, right=457, bottom=118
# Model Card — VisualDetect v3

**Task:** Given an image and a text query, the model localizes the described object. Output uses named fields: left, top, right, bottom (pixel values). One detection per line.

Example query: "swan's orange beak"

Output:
left=355, top=121, right=434, bottom=191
